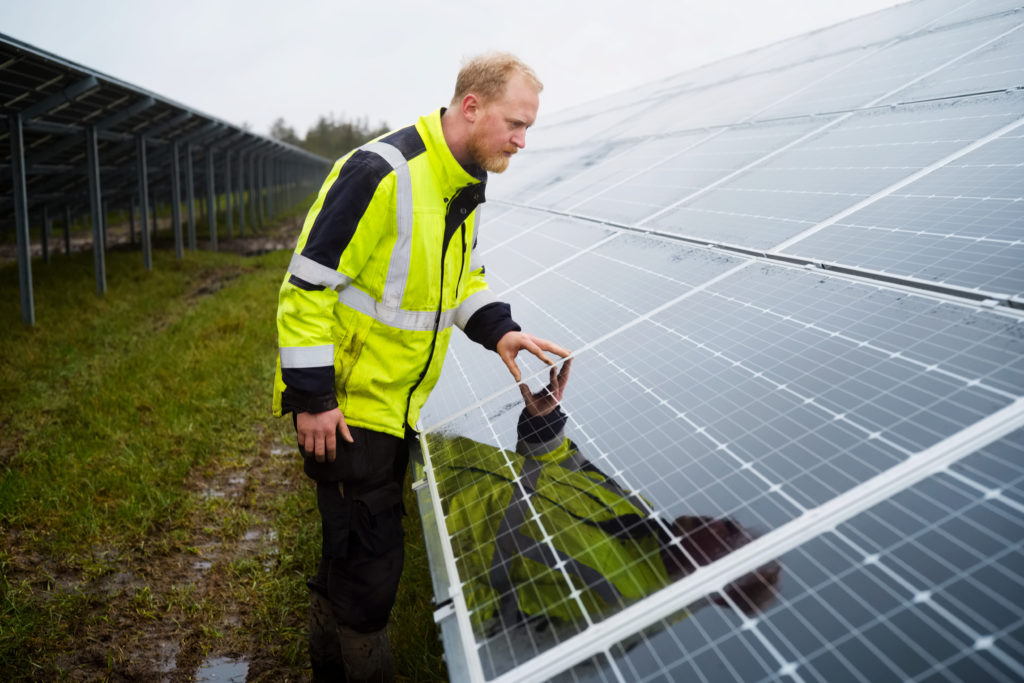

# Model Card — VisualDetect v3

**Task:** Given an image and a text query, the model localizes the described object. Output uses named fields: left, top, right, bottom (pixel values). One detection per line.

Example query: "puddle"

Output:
left=192, top=560, right=213, bottom=571
left=241, top=528, right=278, bottom=545
left=156, top=641, right=181, bottom=674
left=196, top=656, right=248, bottom=682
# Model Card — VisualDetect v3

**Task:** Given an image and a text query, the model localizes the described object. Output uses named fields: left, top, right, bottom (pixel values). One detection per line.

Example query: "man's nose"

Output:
left=512, top=130, right=527, bottom=149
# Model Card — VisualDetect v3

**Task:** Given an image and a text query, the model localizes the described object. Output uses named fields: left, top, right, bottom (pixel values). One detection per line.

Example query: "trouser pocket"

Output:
left=295, top=419, right=377, bottom=483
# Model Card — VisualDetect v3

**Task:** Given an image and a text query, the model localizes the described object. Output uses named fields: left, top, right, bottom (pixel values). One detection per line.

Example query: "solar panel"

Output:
left=780, top=129, right=1024, bottom=297
left=412, top=1, right=1024, bottom=680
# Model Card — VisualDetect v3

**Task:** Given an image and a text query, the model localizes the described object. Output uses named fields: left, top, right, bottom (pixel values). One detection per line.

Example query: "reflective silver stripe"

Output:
left=489, top=457, right=543, bottom=625
left=454, top=288, right=498, bottom=330
left=338, top=286, right=458, bottom=332
left=489, top=457, right=622, bottom=623
left=288, top=252, right=351, bottom=290
left=280, top=344, right=334, bottom=368
left=360, top=141, right=413, bottom=309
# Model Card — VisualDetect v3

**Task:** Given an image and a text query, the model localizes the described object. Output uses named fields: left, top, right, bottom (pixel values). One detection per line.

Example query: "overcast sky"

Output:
left=1, top=0, right=907, bottom=137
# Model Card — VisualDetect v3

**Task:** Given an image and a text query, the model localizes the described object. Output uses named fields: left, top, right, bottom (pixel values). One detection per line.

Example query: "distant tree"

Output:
left=302, top=114, right=390, bottom=160
left=268, top=114, right=390, bottom=160
left=269, top=117, right=301, bottom=146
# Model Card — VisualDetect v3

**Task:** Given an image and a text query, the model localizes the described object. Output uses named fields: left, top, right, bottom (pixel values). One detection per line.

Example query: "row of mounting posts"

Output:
left=9, top=111, right=326, bottom=325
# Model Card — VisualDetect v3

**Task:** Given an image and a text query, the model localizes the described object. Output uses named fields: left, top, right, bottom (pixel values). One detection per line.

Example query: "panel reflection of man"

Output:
left=432, top=359, right=781, bottom=634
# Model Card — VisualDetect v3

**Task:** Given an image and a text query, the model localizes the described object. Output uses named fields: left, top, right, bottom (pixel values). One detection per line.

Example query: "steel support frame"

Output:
left=185, top=142, right=197, bottom=251
left=257, top=155, right=265, bottom=228
left=247, top=153, right=256, bottom=232
left=171, top=141, right=184, bottom=259
left=224, top=151, right=233, bottom=239
left=205, top=148, right=217, bottom=250
left=137, top=136, right=153, bottom=270
left=267, top=159, right=275, bottom=219
left=237, top=151, right=246, bottom=236
left=10, top=112, right=35, bottom=325
left=85, top=125, right=106, bottom=295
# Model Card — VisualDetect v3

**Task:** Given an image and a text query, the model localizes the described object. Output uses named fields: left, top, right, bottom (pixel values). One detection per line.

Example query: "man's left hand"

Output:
left=496, top=331, right=571, bottom=382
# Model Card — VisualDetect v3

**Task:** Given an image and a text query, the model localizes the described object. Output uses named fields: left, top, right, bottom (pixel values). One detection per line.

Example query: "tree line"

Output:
left=270, top=115, right=390, bottom=161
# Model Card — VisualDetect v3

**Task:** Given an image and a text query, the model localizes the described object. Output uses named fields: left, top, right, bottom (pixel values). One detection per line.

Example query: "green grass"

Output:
left=0, top=238, right=445, bottom=680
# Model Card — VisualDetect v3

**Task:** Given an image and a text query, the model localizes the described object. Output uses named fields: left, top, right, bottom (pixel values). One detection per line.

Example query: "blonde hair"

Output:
left=451, top=52, right=543, bottom=106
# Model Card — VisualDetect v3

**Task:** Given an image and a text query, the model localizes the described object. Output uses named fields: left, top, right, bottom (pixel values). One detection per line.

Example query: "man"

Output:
left=273, top=52, right=569, bottom=681
left=432, top=360, right=780, bottom=642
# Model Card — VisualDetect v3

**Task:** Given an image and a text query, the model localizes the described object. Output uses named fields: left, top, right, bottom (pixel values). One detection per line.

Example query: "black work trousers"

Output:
left=297, top=419, right=410, bottom=634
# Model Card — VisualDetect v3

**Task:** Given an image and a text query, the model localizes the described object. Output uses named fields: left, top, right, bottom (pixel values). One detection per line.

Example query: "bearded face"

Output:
left=463, top=72, right=538, bottom=174
left=467, top=126, right=516, bottom=173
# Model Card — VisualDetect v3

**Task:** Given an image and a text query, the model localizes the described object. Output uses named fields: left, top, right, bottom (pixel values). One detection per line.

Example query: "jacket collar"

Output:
left=417, top=107, right=487, bottom=197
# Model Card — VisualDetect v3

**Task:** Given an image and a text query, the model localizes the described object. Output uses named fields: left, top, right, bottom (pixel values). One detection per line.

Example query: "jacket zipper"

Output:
left=403, top=192, right=470, bottom=434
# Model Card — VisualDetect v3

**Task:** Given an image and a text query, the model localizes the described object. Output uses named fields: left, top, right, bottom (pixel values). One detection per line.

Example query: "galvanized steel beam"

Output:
left=21, top=75, right=99, bottom=120
left=10, top=112, right=35, bottom=325
left=23, top=119, right=133, bottom=142
left=205, top=147, right=216, bottom=250
left=98, top=96, right=156, bottom=132
left=257, top=155, right=265, bottom=228
left=237, top=151, right=245, bottom=236
left=137, top=135, right=152, bottom=270
left=224, top=151, right=233, bottom=239
left=248, top=153, right=256, bottom=232
left=170, top=141, right=183, bottom=259
left=85, top=125, right=106, bottom=295
left=142, top=111, right=193, bottom=140
left=185, top=143, right=196, bottom=251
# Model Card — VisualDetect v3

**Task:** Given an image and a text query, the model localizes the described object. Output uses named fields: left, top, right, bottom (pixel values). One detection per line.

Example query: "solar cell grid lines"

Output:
left=413, top=0, right=1024, bottom=681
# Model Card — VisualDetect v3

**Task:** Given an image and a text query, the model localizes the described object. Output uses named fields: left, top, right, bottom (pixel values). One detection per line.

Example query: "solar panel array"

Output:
left=0, top=32, right=330, bottom=324
left=413, top=1, right=1024, bottom=681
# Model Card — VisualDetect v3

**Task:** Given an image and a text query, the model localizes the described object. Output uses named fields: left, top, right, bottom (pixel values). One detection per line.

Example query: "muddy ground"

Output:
left=4, top=427, right=309, bottom=681
left=3, top=217, right=315, bottom=680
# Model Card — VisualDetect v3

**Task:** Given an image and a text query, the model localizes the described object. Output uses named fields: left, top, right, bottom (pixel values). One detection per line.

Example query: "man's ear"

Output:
left=461, top=93, right=481, bottom=122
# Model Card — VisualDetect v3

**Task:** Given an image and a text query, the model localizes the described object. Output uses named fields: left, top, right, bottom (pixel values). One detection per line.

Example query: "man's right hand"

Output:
left=296, top=408, right=354, bottom=463
left=520, top=358, right=571, bottom=418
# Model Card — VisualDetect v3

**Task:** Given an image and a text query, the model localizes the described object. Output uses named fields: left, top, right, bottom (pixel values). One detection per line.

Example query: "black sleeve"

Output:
left=290, top=151, right=395, bottom=288
left=517, top=406, right=568, bottom=444
left=279, top=153, right=394, bottom=412
left=463, top=301, right=521, bottom=351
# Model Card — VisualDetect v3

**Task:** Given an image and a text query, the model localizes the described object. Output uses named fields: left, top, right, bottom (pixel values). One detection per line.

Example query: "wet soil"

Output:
left=3, top=428, right=307, bottom=681
left=2, top=221, right=317, bottom=680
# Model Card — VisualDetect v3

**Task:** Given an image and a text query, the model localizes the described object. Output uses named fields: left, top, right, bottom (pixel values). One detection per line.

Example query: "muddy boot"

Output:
left=309, top=590, right=347, bottom=682
left=337, top=624, right=395, bottom=683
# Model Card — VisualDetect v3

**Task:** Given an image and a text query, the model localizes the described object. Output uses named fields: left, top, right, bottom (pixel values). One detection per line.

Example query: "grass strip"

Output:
left=0, top=243, right=446, bottom=680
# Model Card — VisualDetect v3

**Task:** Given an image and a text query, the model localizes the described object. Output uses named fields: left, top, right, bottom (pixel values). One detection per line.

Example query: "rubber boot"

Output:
left=337, top=624, right=395, bottom=683
left=309, top=589, right=347, bottom=682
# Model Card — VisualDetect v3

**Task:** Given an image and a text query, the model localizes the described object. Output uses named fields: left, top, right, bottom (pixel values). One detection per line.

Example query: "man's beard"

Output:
left=467, top=133, right=514, bottom=174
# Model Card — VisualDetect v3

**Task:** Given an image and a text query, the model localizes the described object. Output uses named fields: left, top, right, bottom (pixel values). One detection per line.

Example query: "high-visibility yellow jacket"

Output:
left=274, top=109, right=519, bottom=438
left=430, top=408, right=672, bottom=631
